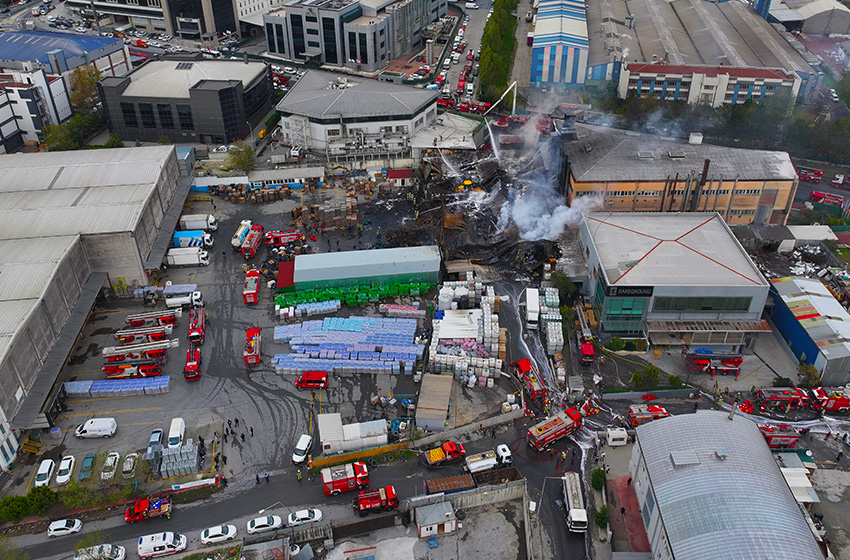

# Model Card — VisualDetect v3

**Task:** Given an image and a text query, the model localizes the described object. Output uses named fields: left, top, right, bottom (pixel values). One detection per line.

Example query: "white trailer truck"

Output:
left=165, top=248, right=210, bottom=267
left=525, top=288, right=540, bottom=330
left=162, top=282, right=204, bottom=308
left=563, top=471, right=588, bottom=532
left=179, top=214, right=218, bottom=231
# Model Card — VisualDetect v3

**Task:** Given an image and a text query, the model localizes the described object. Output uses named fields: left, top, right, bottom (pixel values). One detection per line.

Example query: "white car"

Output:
left=287, top=508, right=322, bottom=527
left=100, top=452, right=119, bottom=480
left=161, top=34, right=172, bottom=40
left=246, top=515, right=284, bottom=534
left=283, top=66, right=296, bottom=74
left=200, top=524, right=237, bottom=544
left=55, top=455, right=75, bottom=485
left=34, top=458, right=55, bottom=487
left=75, top=27, right=87, bottom=33
left=47, top=519, right=82, bottom=538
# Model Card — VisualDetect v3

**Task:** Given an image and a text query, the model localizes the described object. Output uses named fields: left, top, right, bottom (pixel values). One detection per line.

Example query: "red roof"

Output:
left=387, top=169, right=414, bottom=179
left=626, top=63, right=794, bottom=81
left=277, top=260, right=294, bottom=288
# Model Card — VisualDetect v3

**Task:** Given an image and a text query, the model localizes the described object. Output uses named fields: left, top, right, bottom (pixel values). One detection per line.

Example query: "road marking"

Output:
left=64, top=407, right=162, bottom=417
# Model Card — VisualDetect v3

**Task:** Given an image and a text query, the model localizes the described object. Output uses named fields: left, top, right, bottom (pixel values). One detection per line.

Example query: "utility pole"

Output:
left=88, top=0, right=101, bottom=35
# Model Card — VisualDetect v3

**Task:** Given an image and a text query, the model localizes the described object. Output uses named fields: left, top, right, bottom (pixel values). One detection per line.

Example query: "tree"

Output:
left=606, top=337, right=625, bottom=351
left=26, top=485, right=56, bottom=515
left=103, top=133, right=124, bottom=148
left=632, top=365, right=660, bottom=391
left=0, top=495, right=30, bottom=523
left=225, top=140, right=256, bottom=173
left=798, top=363, right=821, bottom=389
left=42, top=124, right=79, bottom=151
left=157, top=135, right=172, bottom=145
left=75, top=530, right=108, bottom=552
left=591, top=467, right=606, bottom=491
left=551, top=272, right=577, bottom=303
left=595, top=505, right=610, bottom=529
left=668, top=375, right=683, bottom=388
left=69, top=65, right=102, bottom=114
left=0, top=535, right=27, bottom=560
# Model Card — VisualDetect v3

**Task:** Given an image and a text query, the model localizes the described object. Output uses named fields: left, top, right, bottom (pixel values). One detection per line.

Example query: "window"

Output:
left=652, top=296, right=751, bottom=312
left=306, top=28, right=319, bottom=35
left=327, top=128, right=340, bottom=136
left=176, top=104, right=194, bottom=130
left=307, top=40, right=320, bottom=47
left=121, top=102, right=138, bottom=128
left=138, top=103, right=156, bottom=129
left=157, top=104, right=174, bottom=129
left=148, top=0, right=161, bottom=5
left=322, top=17, right=337, bottom=64
left=305, top=15, right=318, bottom=22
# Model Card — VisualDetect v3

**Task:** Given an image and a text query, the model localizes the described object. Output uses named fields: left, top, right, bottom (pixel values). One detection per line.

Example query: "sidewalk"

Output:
left=594, top=442, right=650, bottom=554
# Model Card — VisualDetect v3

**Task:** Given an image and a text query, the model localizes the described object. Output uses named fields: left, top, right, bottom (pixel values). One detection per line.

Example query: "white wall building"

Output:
left=276, top=70, right=437, bottom=153
left=0, top=68, right=72, bottom=145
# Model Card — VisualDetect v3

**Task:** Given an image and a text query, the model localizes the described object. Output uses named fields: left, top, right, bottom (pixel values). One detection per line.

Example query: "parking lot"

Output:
left=17, top=190, right=421, bottom=494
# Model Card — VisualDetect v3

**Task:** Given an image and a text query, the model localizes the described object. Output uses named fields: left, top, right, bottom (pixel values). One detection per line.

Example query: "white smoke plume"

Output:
left=498, top=184, right=603, bottom=241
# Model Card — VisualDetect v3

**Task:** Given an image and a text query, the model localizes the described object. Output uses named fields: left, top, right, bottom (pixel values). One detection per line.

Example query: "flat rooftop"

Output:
left=584, top=212, right=767, bottom=288
left=117, top=60, right=268, bottom=99
left=566, top=124, right=797, bottom=183
left=771, top=276, right=850, bottom=360
left=586, top=0, right=814, bottom=75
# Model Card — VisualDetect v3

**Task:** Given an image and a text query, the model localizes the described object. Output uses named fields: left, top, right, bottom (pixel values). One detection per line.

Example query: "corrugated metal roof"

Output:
left=0, top=206, right=142, bottom=238
left=584, top=213, right=767, bottom=287
left=122, top=60, right=268, bottom=99
left=771, top=277, right=850, bottom=359
left=416, top=501, right=455, bottom=526
left=0, top=30, right=122, bottom=64
left=294, top=245, right=440, bottom=284
left=277, top=70, right=438, bottom=120
left=635, top=412, right=822, bottom=560
left=318, top=413, right=344, bottom=443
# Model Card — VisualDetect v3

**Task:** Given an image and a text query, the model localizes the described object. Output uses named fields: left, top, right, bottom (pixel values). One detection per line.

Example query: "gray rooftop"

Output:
left=635, top=411, right=822, bottom=560
left=416, top=501, right=455, bottom=526
left=119, top=60, right=268, bottom=99
left=586, top=0, right=814, bottom=74
left=567, top=124, right=797, bottom=183
left=0, top=146, right=175, bottom=238
left=294, top=245, right=441, bottom=284
left=584, top=213, right=767, bottom=287
left=277, top=70, right=438, bottom=120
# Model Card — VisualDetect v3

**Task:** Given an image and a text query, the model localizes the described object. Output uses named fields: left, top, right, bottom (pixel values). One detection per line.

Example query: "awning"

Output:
left=644, top=319, right=772, bottom=333
left=11, top=272, right=107, bottom=431
left=143, top=178, right=193, bottom=270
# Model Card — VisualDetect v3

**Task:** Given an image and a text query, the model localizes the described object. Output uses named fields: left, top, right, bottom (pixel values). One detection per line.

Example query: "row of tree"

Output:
left=477, top=0, right=518, bottom=101
left=591, top=77, right=850, bottom=166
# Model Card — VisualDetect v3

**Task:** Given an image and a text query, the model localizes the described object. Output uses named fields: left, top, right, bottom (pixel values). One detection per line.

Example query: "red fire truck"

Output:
left=103, top=362, right=162, bottom=379
left=102, top=340, right=178, bottom=363
left=809, top=191, right=843, bottom=205
left=243, top=270, right=260, bottom=305
left=627, top=405, right=670, bottom=427
left=684, top=351, right=743, bottom=378
left=187, top=308, right=205, bottom=345
left=576, top=306, right=594, bottom=366
left=114, top=325, right=172, bottom=344
left=264, top=230, right=302, bottom=247
left=125, top=308, right=182, bottom=328
left=124, top=496, right=172, bottom=523
left=240, top=225, right=265, bottom=259
left=353, top=485, right=399, bottom=516
left=526, top=408, right=583, bottom=450
left=321, top=462, right=369, bottom=496
left=184, top=346, right=201, bottom=381
left=810, top=386, right=850, bottom=412
left=758, top=424, right=800, bottom=449
left=244, top=327, right=261, bottom=366
left=755, top=388, right=811, bottom=412
left=515, top=359, right=547, bottom=401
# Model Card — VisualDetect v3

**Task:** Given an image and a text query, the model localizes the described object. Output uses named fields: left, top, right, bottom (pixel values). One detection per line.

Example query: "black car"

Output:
left=0, top=7, right=9, bottom=13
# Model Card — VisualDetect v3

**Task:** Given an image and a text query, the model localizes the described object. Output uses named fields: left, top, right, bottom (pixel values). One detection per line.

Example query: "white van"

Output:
left=75, top=418, right=117, bottom=439
left=465, top=2, right=479, bottom=8
left=442, top=57, right=451, bottom=70
left=292, top=434, right=313, bottom=464
left=466, top=82, right=475, bottom=96
left=75, top=544, right=126, bottom=560
left=137, top=532, right=187, bottom=559
left=167, top=418, right=185, bottom=449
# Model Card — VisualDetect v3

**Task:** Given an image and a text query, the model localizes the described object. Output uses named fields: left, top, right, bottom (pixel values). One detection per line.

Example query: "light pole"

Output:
left=258, top=501, right=283, bottom=514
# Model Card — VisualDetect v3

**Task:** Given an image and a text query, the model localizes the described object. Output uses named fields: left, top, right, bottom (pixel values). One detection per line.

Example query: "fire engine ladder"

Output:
left=115, top=325, right=174, bottom=337
left=576, top=305, right=593, bottom=342
left=126, top=308, right=183, bottom=322
left=102, top=339, right=179, bottom=358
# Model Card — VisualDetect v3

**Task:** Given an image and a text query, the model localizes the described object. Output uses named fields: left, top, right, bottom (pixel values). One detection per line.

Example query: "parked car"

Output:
left=122, top=452, right=139, bottom=479
left=147, top=428, right=163, bottom=455
left=292, top=434, right=313, bottom=464
left=200, top=524, right=237, bottom=544
left=79, top=454, right=95, bottom=481
left=47, top=519, right=82, bottom=537
left=832, top=174, right=845, bottom=186
left=287, top=509, right=322, bottom=527
left=55, top=455, right=76, bottom=485
left=35, top=458, right=55, bottom=487
left=247, top=515, right=284, bottom=534
left=101, top=452, right=120, bottom=480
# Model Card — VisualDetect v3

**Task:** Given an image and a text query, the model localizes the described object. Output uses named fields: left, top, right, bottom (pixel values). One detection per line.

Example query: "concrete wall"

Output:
left=414, top=407, right=524, bottom=448
left=408, top=478, right=526, bottom=511
left=82, top=232, right=144, bottom=287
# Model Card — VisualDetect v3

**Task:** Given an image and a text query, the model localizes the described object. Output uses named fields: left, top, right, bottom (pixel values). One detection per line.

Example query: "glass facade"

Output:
left=291, top=14, right=305, bottom=57
left=157, top=104, right=174, bottom=129
left=358, top=32, right=367, bottom=64
left=176, top=104, right=194, bottom=130
left=139, top=103, right=156, bottom=128
left=120, top=102, right=138, bottom=128
left=653, top=296, right=751, bottom=313
left=322, top=17, right=338, bottom=64
left=596, top=281, right=647, bottom=334
left=219, top=88, right=241, bottom=141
